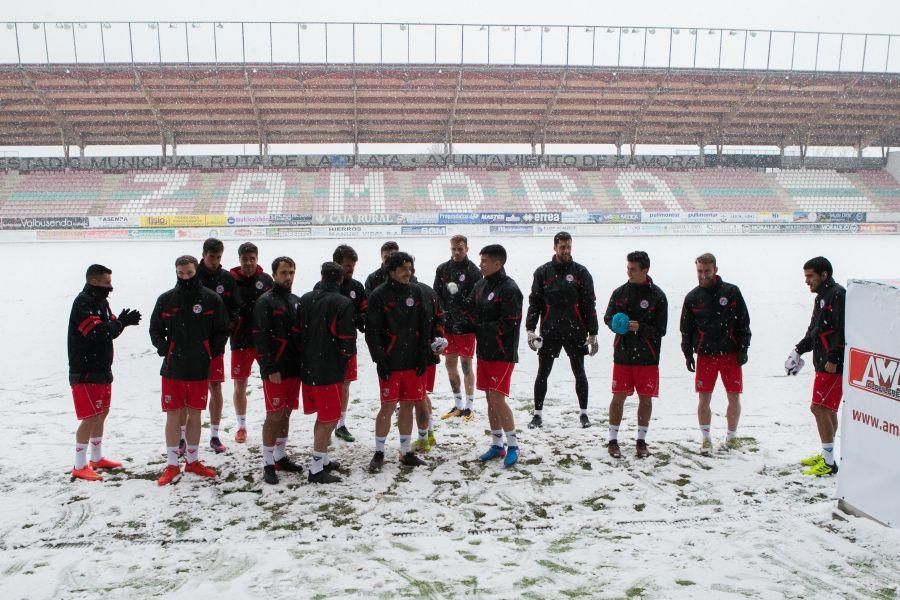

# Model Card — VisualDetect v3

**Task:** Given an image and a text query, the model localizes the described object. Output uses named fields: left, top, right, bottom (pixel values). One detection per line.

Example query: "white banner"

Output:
left=837, top=279, right=900, bottom=526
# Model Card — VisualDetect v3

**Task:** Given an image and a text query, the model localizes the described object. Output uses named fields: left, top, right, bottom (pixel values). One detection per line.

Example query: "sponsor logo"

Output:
left=849, top=348, right=900, bottom=401
left=193, top=304, right=202, bottom=314
left=489, top=225, right=533, bottom=234
left=400, top=225, right=446, bottom=235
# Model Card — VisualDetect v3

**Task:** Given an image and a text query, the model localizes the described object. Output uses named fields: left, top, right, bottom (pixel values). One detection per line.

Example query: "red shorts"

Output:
left=208, top=354, right=225, bottom=383
left=444, top=333, right=476, bottom=359
left=262, top=377, right=301, bottom=413
left=812, top=372, right=843, bottom=412
left=344, top=354, right=358, bottom=383
left=379, top=369, right=426, bottom=403
left=161, top=378, right=209, bottom=412
left=302, top=382, right=342, bottom=423
left=695, top=353, right=743, bottom=393
left=425, top=364, right=437, bottom=393
left=611, top=364, right=659, bottom=397
left=230, top=348, right=257, bottom=380
left=72, top=383, right=112, bottom=420
left=476, top=360, right=515, bottom=397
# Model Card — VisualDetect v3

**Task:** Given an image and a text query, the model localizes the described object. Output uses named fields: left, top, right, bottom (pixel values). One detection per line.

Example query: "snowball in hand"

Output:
left=611, top=312, right=630, bottom=335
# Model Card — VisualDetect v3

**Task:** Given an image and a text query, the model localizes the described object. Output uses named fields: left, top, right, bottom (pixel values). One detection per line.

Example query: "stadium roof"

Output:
left=1, top=64, right=899, bottom=148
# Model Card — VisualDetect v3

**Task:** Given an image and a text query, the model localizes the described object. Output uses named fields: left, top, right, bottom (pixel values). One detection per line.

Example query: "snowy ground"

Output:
left=1, top=234, right=899, bottom=599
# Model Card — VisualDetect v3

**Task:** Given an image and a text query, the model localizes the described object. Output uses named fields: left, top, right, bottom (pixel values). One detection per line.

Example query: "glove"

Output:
left=376, top=361, right=390, bottom=381
left=431, top=337, right=449, bottom=354
left=156, top=344, right=168, bottom=357
left=527, top=331, right=543, bottom=352
left=118, top=308, right=142, bottom=327
left=451, top=321, right=478, bottom=335
left=586, top=335, right=598, bottom=357
left=785, top=349, right=805, bottom=376
left=685, top=354, right=695, bottom=372
left=736, top=350, right=748, bottom=366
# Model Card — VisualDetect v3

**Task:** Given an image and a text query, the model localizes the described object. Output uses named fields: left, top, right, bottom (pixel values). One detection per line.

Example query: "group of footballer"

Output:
left=66, top=232, right=846, bottom=486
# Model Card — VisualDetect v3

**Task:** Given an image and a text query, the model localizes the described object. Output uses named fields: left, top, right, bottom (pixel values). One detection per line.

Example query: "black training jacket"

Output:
left=680, top=277, right=751, bottom=358
left=795, top=277, right=846, bottom=373
left=149, top=281, right=230, bottom=381
left=603, top=277, right=668, bottom=366
left=252, top=283, right=302, bottom=379
left=465, top=268, right=523, bottom=363
left=315, top=276, right=367, bottom=333
left=365, top=278, right=434, bottom=372
left=433, top=257, right=482, bottom=327
left=198, top=261, right=242, bottom=327
left=297, top=281, right=357, bottom=386
left=229, top=265, right=274, bottom=350
left=364, top=266, right=387, bottom=295
left=526, top=256, right=599, bottom=341
left=67, top=286, right=125, bottom=384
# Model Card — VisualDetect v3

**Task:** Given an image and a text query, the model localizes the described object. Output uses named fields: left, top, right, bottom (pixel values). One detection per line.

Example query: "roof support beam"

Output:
left=243, top=69, right=265, bottom=152
left=445, top=69, right=464, bottom=154
left=133, top=69, right=172, bottom=150
left=20, top=68, right=83, bottom=150
left=535, top=70, right=568, bottom=144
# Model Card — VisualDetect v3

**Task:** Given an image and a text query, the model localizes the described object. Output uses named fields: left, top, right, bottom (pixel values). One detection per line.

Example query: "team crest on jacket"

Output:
left=255, top=281, right=264, bottom=290
left=459, top=274, right=466, bottom=282
left=405, top=297, right=415, bottom=307
left=566, top=274, right=574, bottom=282
left=164, top=394, right=172, bottom=405
left=192, top=304, right=202, bottom=314
left=820, top=299, right=825, bottom=308
left=350, top=290, right=357, bottom=299
left=640, top=299, right=649, bottom=309
left=719, top=297, right=728, bottom=306
left=216, top=285, right=225, bottom=294
left=487, top=292, right=495, bottom=301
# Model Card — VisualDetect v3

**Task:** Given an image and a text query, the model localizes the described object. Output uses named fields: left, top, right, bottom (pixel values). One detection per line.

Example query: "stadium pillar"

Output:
left=172, top=135, right=177, bottom=159
left=698, top=140, right=705, bottom=167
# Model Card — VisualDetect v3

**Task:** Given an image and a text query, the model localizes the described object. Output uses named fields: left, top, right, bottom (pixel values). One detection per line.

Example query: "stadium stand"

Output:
left=2, top=167, right=900, bottom=218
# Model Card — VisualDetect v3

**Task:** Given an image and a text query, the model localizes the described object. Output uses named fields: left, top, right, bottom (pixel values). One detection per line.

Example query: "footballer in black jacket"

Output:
left=680, top=253, right=751, bottom=452
left=68, top=264, right=141, bottom=481
left=297, top=262, right=357, bottom=483
left=602, top=251, right=667, bottom=460
left=150, top=255, right=230, bottom=486
left=196, top=238, right=242, bottom=453
left=365, top=252, right=434, bottom=472
left=453, top=244, right=523, bottom=467
left=524, top=232, right=599, bottom=429
left=786, top=256, right=846, bottom=476
left=252, top=256, right=305, bottom=484
left=433, top=235, right=482, bottom=419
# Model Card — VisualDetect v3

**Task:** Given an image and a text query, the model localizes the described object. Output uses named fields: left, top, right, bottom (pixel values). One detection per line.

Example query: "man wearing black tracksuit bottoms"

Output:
left=525, top=231, right=599, bottom=429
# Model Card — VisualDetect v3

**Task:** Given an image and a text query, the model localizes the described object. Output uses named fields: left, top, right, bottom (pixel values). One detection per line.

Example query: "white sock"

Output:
left=375, top=436, right=387, bottom=453
left=338, top=412, right=346, bottom=428
left=454, top=393, right=463, bottom=410
left=75, top=443, right=88, bottom=469
left=236, top=415, right=247, bottom=429
left=262, top=445, right=275, bottom=466
left=179, top=425, right=186, bottom=441
left=322, top=452, right=331, bottom=467
left=608, top=425, right=619, bottom=442
left=273, top=437, right=288, bottom=461
left=637, top=426, right=649, bottom=441
left=185, top=444, right=199, bottom=464
left=534, top=409, right=543, bottom=416
left=166, top=446, right=180, bottom=466
left=310, top=450, right=326, bottom=474
left=400, top=435, right=411, bottom=454
left=210, top=425, right=219, bottom=439
left=726, top=430, right=737, bottom=441
left=822, top=443, right=835, bottom=465
left=700, top=424, right=711, bottom=441
left=491, top=429, right=504, bottom=447
left=89, top=437, right=103, bottom=462
left=505, top=430, right=518, bottom=448
left=465, top=396, right=475, bottom=410
left=418, top=428, right=428, bottom=440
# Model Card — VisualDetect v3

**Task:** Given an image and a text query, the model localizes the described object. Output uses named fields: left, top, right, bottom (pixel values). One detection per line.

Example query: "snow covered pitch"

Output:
left=2, top=234, right=899, bottom=598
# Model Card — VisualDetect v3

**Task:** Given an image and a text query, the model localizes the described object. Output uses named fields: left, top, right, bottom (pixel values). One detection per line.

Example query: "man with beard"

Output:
left=150, top=255, right=230, bottom=486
